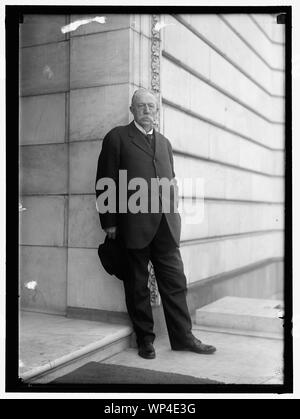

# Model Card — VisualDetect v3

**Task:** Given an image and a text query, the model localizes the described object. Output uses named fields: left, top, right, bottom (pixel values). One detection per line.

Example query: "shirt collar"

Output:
left=134, top=120, right=154, bottom=135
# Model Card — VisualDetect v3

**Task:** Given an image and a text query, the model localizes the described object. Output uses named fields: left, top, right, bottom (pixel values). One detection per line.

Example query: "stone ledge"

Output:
left=19, top=311, right=133, bottom=383
left=21, top=327, right=133, bottom=383
left=196, top=296, right=284, bottom=335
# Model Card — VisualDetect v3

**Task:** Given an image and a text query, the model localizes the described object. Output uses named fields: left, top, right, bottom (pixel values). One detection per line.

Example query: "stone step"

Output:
left=195, top=297, right=284, bottom=336
left=19, top=311, right=133, bottom=384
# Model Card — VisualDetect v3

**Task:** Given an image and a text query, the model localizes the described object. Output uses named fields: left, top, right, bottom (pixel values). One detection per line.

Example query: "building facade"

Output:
left=19, top=13, right=285, bottom=320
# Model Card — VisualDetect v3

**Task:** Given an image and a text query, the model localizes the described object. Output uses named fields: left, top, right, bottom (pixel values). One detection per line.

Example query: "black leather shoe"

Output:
left=138, top=342, right=156, bottom=359
left=172, top=336, right=216, bottom=354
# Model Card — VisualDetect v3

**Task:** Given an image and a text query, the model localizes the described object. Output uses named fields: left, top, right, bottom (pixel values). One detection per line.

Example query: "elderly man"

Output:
left=95, top=88, right=216, bottom=359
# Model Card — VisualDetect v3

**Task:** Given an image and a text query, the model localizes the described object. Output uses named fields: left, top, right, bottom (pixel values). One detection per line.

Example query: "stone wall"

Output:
left=160, top=13, right=285, bottom=288
left=19, top=14, right=153, bottom=314
left=19, top=13, right=285, bottom=316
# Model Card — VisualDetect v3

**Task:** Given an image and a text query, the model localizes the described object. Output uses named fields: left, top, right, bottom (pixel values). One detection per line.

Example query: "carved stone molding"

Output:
left=151, top=14, right=161, bottom=132
left=148, top=14, right=161, bottom=307
left=148, top=261, right=160, bottom=307
left=151, top=15, right=161, bottom=94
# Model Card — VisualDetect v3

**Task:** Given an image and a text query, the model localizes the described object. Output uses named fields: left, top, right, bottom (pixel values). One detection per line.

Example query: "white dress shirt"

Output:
left=134, top=120, right=154, bottom=135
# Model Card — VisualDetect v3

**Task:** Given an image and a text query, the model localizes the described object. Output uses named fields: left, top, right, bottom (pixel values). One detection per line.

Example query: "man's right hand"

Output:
left=105, top=226, right=117, bottom=240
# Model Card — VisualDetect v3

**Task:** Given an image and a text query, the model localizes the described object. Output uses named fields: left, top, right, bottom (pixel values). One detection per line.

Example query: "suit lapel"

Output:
left=128, top=121, right=154, bottom=157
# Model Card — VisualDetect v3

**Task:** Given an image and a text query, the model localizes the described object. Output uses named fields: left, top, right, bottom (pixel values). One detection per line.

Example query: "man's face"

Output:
left=130, top=91, right=158, bottom=130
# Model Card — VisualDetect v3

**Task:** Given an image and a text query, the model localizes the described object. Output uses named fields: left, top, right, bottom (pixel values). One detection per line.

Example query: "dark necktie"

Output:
left=145, top=133, right=154, bottom=151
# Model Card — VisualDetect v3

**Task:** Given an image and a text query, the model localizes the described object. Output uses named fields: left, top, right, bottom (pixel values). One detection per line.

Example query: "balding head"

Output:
left=131, top=88, right=158, bottom=108
left=130, top=89, right=158, bottom=132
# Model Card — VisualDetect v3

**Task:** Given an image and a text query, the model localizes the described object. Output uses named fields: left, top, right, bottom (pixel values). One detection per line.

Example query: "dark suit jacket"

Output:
left=95, top=121, right=181, bottom=249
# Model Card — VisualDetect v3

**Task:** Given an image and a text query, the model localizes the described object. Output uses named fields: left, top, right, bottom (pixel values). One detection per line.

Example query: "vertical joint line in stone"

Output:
left=64, top=14, right=71, bottom=145
left=129, top=20, right=136, bottom=123
left=64, top=14, right=71, bottom=275
left=139, top=25, right=142, bottom=89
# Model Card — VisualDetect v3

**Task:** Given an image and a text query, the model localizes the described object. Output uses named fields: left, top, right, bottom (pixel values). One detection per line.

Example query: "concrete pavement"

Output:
left=19, top=302, right=283, bottom=384
left=103, top=325, right=283, bottom=385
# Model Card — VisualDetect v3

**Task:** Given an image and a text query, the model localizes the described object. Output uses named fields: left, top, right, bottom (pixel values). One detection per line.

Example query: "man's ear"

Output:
left=129, top=105, right=133, bottom=115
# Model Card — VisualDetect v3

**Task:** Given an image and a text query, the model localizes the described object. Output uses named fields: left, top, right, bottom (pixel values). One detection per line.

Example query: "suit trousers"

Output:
left=122, top=214, right=193, bottom=348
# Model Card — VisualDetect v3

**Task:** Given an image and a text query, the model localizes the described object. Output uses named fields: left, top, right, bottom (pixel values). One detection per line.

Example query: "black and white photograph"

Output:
left=2, top=0, right=297, bottom=401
